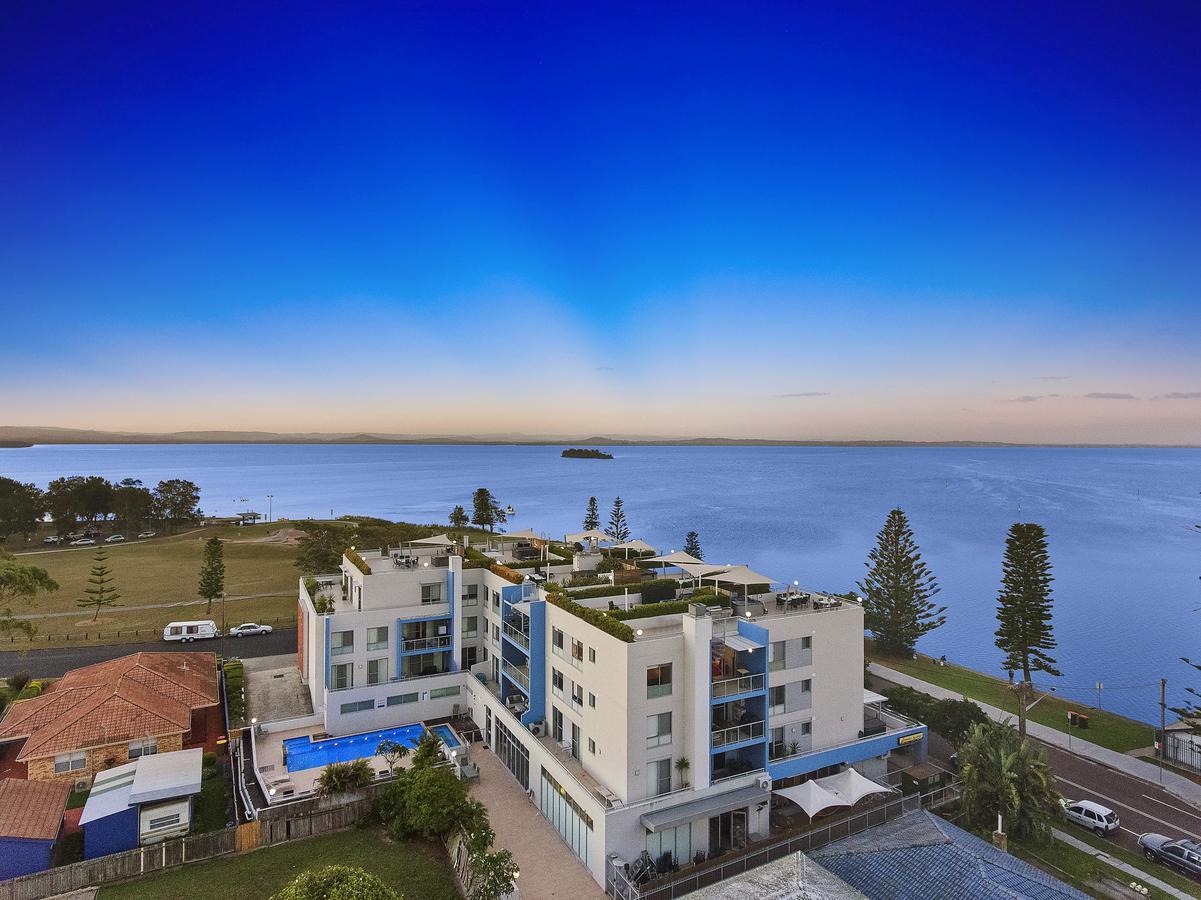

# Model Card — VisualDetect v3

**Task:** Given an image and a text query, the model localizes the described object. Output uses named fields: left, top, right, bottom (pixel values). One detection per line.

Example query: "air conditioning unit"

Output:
left=74, top=778, right=91, bottom=793
left=530, top=721, right=545, bottom=737
left=757, top=774, right=772, bottom=791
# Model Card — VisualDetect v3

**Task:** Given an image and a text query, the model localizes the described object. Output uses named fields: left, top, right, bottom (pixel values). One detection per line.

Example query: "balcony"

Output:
left=502, top=620, right=530, bottom=652
left=711, top=673, right=764, bottom=700
left=501, top=658, right=530, bottom=694
left=400, top=635, right=451, bottom=653
left=712, top=720, right=765, bottom=749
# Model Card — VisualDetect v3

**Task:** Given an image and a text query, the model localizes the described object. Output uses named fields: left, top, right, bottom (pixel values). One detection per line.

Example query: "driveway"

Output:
left=469, top=746, right=605, bottom=899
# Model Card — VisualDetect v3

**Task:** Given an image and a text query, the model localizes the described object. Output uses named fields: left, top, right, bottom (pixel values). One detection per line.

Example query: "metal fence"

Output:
left=0, top=792, right=377, bottom=900
left=2, top=614, right=297, bottom=645
left=607, top=783, right=960, bottom=900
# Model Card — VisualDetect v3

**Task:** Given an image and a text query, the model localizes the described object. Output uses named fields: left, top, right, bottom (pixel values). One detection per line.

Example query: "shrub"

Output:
left=23, top=681, right=43, bottom=698
left=202, top=751, right=218, bottom=768
left=315, top=759, right=374, bottom=796
left=222, top=659, right=246, bottom=726
left=596, top=557, right=623, bottom=573
left=545, top=586, right=635, bottom=642
left=303, top=576, right=320, bottom=599
left=6, top=672, right=30, bottom=693
left=640, top=578, right=678, bottom=603
left=488, top=563, right=523, bottom=585
left=880, top=684, right=988, bottom=746
left=271, top=865, right=400, bottom=900
left=344, top=548, right=372, bottom=576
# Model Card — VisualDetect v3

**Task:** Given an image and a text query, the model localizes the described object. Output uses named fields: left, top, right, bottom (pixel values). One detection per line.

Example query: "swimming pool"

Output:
left=283, top=723, right=425, bottom=772
left=428, top=723, right=463, bottom=749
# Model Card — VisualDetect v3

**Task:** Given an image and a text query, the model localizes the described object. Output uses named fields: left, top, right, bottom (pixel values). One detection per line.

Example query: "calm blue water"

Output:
left=429, top=723, right=463, bottom=748
left=284, top=723, right=425, bottom=771
left=3, top=443, right=1199, bottom=723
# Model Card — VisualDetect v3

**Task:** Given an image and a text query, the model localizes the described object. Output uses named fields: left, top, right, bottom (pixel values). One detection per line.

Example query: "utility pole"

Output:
left=1096, top=680, right=1103, bottom=710
left=1015, top=680, right=1028, bottom=739
left=1159, top=678, right=1167, bottom=785
left=267, top=495, right=273, bottom=523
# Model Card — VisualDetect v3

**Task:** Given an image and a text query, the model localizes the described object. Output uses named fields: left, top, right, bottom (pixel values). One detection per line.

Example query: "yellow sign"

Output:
left=898, top=732, right=924, bottom=746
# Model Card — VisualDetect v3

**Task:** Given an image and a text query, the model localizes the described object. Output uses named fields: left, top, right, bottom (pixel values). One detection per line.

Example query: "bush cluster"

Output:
left=880, top=684, right=989, bottom=746
left=544, top=585, right=635, bottom=642
left=222, top=658, right=246, bottom=726
left=344, top=547, right=372, bottom=576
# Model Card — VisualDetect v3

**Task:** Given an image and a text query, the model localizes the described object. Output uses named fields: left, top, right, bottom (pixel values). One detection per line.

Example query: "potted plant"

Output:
left=674, top=756, right=690, bottom=789
left=788, top=740, right=800, bottom=757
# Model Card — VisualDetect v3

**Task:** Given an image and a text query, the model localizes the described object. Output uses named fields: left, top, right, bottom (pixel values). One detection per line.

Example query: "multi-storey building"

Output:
left=293, top=532, right=926, bottom=889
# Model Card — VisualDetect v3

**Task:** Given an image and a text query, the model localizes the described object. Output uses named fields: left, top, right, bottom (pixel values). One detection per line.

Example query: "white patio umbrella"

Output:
left=815, top=768, right=895, bottom=806
left=612, top=538, right=656, bottom=558
left=773, top=780, right=848, bottom=818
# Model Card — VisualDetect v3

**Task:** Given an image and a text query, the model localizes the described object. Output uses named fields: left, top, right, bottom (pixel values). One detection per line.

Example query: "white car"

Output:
left=42, top=535, right=62, bottom=545
left=69, top=538, right=96, bottom=546
left=137, top=531, right=156, bottom=539
left=1061, top=799, right=1120, bottom=836
left=229, top=623, right=273, bottom=637
left=105, top=534, right=126, bottom=543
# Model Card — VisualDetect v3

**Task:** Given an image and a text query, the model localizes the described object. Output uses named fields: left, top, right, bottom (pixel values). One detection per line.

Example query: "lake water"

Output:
left=3, top=443, right=1198, bottom=723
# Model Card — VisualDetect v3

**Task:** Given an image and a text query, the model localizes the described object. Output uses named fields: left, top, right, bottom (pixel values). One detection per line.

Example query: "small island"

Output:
left=561, top=448, right=614, bottom=459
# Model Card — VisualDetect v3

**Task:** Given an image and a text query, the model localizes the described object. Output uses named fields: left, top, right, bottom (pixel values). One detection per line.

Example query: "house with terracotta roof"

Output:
left=0, top=653, right=220, bottom=786
left=0, top=777, right=70, bottom=879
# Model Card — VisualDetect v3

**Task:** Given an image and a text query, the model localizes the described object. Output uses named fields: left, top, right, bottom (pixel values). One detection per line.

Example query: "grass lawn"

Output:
left=97, top=827, right=460, bottom=900
left=1060, top=826, right=1201, bottom=897
left=193, top=770, right=232, bottom=832
left=867, top=640, right=1155, bottom=754
left=3, top=524, right=300, bottom=645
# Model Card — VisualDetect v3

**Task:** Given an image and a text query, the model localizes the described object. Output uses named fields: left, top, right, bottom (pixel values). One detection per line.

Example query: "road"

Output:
left=0, top=628, right=298, bottom=677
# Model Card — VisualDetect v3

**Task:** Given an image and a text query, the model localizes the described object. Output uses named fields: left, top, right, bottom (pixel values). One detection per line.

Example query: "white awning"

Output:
left=864, top=689, right=889, bottom=706
left=774, top=780, right=847, bottom=818
left=706, top=565, right=777, bottom=587
left=720, top=634, right=762, bottom=652
left=640, top=784, right=768, bottom=832
left=565, top=529, right=610, bottom=543
left=816, top=768, right=895, bottom=806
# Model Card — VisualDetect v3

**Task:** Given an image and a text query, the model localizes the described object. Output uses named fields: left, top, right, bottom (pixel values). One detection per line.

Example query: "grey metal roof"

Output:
left=129, top=747, right=203, bottom=805
left=811, top=811, right=1090, bottom=900
left=640, top=784, right=768, bottom=832
left=79, top=762, right=137, bottom=825
left=688, top=851, right=866, bottom=900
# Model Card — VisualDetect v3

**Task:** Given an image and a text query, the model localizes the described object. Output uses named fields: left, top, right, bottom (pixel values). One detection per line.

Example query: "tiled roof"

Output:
left=811, top=811, right=1089, bottom=900
left=0, top=778, right=70, bottom=840
left=0, top=652, right=218, bottom=762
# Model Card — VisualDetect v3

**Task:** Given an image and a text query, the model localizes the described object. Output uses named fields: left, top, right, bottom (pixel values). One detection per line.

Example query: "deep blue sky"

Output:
left=2, top=2, right=1199, bottom=440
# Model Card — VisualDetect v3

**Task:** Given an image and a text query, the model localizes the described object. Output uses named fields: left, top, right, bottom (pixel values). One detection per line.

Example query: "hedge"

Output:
left=490, top=563, right=525, bottom=585
left=505, top=558, right=571, bottom=570
left=879, top=684, right=988, bottom=746
left=545, top=591, right=635, bottom=643
left=344, top=547, right=372, bottom=576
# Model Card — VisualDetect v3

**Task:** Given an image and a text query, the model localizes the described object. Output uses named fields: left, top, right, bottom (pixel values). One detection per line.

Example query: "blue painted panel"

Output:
left=84, top=807, right=139, bottom=860
left=520, top=600, right=547, bottom=729
left=0, top=836, right=56, bottom=879
left=446, top=568, right=457, bottom=671
left=766, top=726, right=928, bottom=781
left=736, top=620, right=770, bottom=676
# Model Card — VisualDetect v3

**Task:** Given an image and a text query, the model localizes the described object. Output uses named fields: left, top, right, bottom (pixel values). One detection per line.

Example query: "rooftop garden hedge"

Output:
left=344, top=548, right=372, bottom=576
left=545, top=588, right=636, bottom=643
left=490, top=562, right=525, bottom=584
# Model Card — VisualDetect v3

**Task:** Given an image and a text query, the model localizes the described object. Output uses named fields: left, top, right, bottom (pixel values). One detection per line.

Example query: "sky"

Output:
left=2, top=2, right=1200, bottom=443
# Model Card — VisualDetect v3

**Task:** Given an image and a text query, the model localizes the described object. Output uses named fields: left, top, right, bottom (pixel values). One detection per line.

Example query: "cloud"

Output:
left=1035, top=375, right=1071, bottom=381
left=776, top=391, right=831, bottom=398
left=1162, top=391, right=1201, bottom=400
left=1084, top=392, right=1137, bottom=400
left=1007, top=395, right=1041, bottom=403
left=593, top=365, right=615, bottom=372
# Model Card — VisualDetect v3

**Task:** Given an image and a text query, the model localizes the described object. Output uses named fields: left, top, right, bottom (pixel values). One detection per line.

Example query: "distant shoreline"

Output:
left=0, top=428, right=1197, bottom=449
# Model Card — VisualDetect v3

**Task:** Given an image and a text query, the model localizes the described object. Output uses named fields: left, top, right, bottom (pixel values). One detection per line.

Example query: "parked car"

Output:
left=137, top=531, right=157, bottom=539
left=229, top=622, right=273, bottom=637
left=105, top=534, right=126, bottom=543
left=69, top=538, right=96, bottom=546
left=1061, top=799, right=1120, bottom=836
left=162, top=620, right=220, bottom=642
left=1139, top=833, right=1201, bottom=877
left=42, top=535, right=62, bottom=545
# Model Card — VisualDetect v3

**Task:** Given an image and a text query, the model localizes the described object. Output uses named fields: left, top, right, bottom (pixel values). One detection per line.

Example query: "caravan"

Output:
left=162, top=620, right=220, bottom=642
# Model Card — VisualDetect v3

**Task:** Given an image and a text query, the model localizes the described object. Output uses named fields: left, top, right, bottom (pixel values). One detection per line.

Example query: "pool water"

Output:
left=283, top=723, right=425, bottom=772
left=429, top=723, right=462, bottom=749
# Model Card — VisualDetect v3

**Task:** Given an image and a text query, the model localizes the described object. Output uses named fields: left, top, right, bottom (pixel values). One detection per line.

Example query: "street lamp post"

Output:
left=267, top=495, right=274, bottom=523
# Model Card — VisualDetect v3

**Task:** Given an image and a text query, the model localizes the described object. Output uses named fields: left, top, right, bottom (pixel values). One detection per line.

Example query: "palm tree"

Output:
left=958, top=718, right=1062, bottom=844
left=315, top=759, right=374, bottom=796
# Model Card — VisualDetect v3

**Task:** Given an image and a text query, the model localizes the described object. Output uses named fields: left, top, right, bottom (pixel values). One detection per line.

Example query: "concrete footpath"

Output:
left=869, top=663, right=1201, bottom=809
left=1053, top=828, right=1194, bottom=900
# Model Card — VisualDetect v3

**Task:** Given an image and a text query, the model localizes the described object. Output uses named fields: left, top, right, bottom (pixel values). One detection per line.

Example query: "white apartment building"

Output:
left=293, top=532, right=927, bottom=891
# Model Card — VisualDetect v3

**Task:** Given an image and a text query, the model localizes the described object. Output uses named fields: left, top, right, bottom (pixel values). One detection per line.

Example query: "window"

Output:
left=491, top=589, right=500, bottom=611
left=331, top=630, right=354, bottom=656
left=588, top=647, right=596, bottom=663
left=147, top=813, right=181, bottom=831
left=552, top=627, right=565, bottom=657
left=462, top=584, right=480, bottom=606
left=769, top=726, right=785, bottom=758
left=330, top=662, right=353, bottom=690
left=649, top=758, right=671, bottom=797
left=552, top=706, right=564, bottom=742
left=769, top=685, right=785, bottom=715
left=431, top=685, right=461, bottom=699
left=588, top=737, right=596, bottom=754
left=571, top=682, right=584, bottom=710
left=801, top=635, right=812, bottom=651
left=646, top=663, right=673, bottom=699
left=128, top=737, right=158, bottom=759
left=801, top=678, right=812, bottom=693
left=492, top=623, right=500, bottom=643
left=552, top=668, right=565, bottom=698
left=800, top=721, right=812, bottom=736
left=367, top=657, right=388, bottom=684
left=768, top=641, right=786, bottom=671
left=462, top=615, right=479, bottom=639
left=647, top=712, right=672, bottom=747
left=570, top=639, right=584, bottom=668
left=54, top=751, right=86, bottom=773
left=340, top=699, right=374, bottom=714
left=588, top=692, right=596, bottom=708
left=421, top=582, right=443, bottom=604
left=387, top=693, right=418, bottom=706
left=367, top=626, right=388, bottom=651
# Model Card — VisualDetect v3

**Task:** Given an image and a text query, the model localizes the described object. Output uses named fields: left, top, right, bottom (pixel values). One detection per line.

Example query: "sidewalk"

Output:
left=869, top=663, right=1201, bottom=808
left=1053, top=828, right=1194, bottom=900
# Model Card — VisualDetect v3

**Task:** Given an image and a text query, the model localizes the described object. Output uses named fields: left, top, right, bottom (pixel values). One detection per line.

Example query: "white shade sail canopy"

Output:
left=706, top=564, right=777, bottom=587
left=863, top=688, right=889, bottom=706
left=675, top=562, right=731, bottom=579
left=612, top=538, right=656, bottom=552
left=647, top=551, right=705, bottom=566
left=410, top=533, right=456, bottom=547
left=819, top=768, right=895, bottom=806
left=565, top=528, right=610, bottom=543
left=497, top=528, right=542, bottom=542
left=773, top=780, right=847, bottom=818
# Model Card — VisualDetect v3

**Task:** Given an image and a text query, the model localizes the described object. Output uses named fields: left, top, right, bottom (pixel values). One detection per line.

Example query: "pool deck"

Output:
left=256, top=725, right=415, bottom=797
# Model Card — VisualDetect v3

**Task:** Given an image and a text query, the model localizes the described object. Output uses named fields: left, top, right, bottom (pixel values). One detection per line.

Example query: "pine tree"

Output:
left=449, top=505, right=469, bottom=530
left=583, top=497, right=600, bottom=531
left=995, top=523, right=1060, bottom=684
left=471, top=488, right=506, bottom=532
left=198, top=536, right=225, bottom=615
left=857, top=508, right=946, bottom=657
left=683, top=531, right=703, bottom=560
left=606, top=497, right=630, bottom=542
left=79, top=547, right=121, bottom=621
